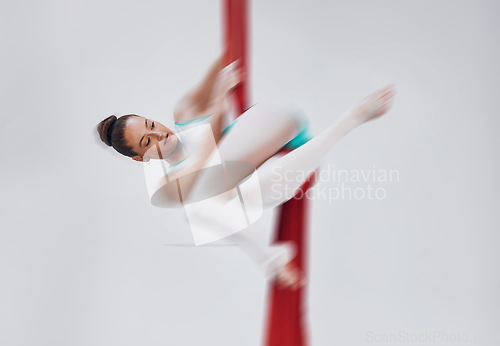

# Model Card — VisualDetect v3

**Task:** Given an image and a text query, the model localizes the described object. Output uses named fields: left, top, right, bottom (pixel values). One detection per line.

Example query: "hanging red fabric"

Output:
left=222, top=1, right=314, bottom=345
left=223, top=0, right=250, bottom=115
left=265, top=167, right=315, bottom=346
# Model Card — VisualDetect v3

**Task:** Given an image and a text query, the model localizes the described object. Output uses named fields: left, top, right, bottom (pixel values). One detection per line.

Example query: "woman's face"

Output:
left=123, top=116, right=178, bottom=161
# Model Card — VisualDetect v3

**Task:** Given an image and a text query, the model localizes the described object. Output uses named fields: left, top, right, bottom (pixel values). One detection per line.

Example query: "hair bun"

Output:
left=97, top=115, right=117, bottom=146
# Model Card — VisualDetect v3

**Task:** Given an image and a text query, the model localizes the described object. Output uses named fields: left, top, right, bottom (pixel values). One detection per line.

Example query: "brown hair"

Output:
left=96, top=115, right=139, bottom=158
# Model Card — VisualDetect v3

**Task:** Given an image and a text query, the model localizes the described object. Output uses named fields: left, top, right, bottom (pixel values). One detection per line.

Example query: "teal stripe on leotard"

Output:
left=175, top=113, right=214, bottom=126
left=176, top=113, right=235, bottom=136
left=220, top=121, right=236, bottom=137
left=282, top=125, right=312, bottom=150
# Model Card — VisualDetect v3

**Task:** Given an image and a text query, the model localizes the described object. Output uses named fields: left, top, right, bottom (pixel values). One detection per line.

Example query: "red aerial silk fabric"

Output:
left=264, top=167, right=316, bottom=346
left=223, top=0, right=250, bottom=114
left=223, top=1, right=313, bottom=345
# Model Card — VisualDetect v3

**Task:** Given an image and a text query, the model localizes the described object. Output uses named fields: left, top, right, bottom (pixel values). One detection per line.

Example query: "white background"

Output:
left=0, top=0, right=499, bottom=345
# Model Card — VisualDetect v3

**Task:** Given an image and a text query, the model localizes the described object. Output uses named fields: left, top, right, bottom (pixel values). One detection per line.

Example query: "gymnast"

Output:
left=96, top=55, right=396, bottom=289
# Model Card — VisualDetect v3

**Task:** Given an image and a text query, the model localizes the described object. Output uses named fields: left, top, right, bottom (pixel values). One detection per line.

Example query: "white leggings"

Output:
left=183, top=101, right=365, bottom=278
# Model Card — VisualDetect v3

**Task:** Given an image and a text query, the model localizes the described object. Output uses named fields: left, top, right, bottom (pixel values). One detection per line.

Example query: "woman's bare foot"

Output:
left=352, top=85, right=396, bottom=124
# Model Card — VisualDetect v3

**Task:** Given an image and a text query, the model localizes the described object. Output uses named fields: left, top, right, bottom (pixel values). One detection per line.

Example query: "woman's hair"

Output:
left=96, top=114, right=139, bottom=158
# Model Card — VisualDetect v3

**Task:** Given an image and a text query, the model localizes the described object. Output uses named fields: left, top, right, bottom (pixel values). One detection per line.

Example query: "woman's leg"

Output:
left=181, top=101, right=310, bottom=201
left=192, top=85, right=394, bottom=204
left=189, top=85, right=395, bottom=214
left=217, top=101, right=310, bottom=168
left=240, top=85, right=396, bottom=209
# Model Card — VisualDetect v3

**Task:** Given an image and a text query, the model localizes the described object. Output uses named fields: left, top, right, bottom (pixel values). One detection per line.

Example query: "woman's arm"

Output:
left=153, top=62, right=242, bottom=207
left=173, top=56, right=225, bottom=123
left=206, top=60, right=241, bottom=144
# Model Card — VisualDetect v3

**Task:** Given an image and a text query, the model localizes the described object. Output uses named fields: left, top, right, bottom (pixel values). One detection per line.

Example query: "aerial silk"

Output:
left=223, top=1, right=315, bottom=344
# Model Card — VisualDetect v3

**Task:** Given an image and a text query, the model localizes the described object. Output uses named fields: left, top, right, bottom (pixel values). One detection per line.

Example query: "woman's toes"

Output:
left=381, top=89, right=394, bottom=99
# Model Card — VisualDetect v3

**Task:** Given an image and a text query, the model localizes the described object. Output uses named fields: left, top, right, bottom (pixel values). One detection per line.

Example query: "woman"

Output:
left=97, top=55, right=396, bottom=289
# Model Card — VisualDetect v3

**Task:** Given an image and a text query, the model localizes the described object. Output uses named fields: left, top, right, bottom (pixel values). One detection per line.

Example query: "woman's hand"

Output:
left=214, top=60, right=243, bottom=99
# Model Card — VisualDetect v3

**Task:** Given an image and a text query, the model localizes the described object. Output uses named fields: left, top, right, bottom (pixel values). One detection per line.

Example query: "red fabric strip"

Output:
left=223, top=2, right=312, bottom=345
